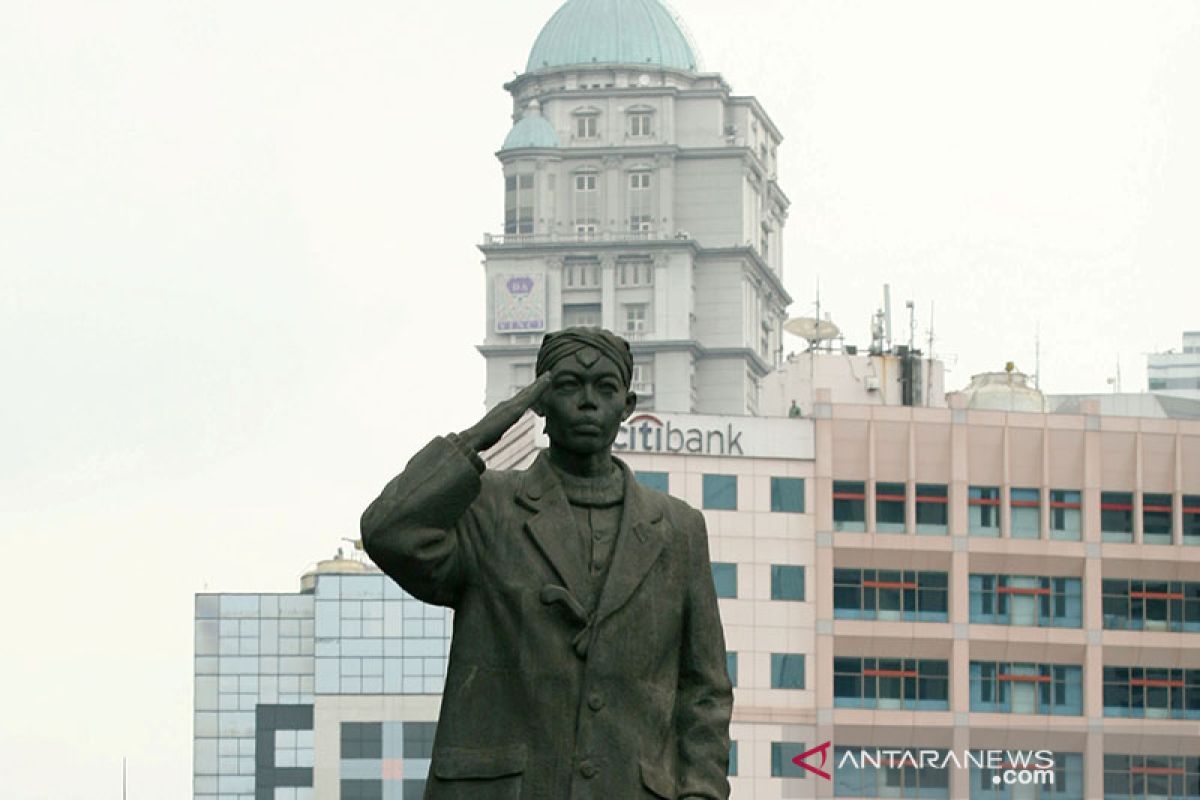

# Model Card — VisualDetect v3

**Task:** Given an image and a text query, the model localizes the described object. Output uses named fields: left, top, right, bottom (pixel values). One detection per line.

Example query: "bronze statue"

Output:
left=361, top=327, right=732, bottom=799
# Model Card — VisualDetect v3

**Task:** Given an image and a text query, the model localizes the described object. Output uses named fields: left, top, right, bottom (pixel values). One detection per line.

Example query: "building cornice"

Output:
left=727, top=95, right=784, bottom=142
left=696, top=246, right=792, bottom=307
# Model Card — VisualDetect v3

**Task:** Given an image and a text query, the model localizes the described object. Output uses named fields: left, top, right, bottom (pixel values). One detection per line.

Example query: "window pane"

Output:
left=771, top=565, right=805, bottom=601
left=634, top=471, right=669, bottom=493
left=770, top=477, right=805, bottom=512
left=711, top=563, right=737, bottom=599
left=703, top=474, right=737, bottom=510
left=771, top=653, right=805, bottom=689
left=833, top=481, right=866, bottom=532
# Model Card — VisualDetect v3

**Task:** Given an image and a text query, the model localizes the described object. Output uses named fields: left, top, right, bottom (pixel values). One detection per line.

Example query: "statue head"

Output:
left=532, top=327, right=637, bottom=456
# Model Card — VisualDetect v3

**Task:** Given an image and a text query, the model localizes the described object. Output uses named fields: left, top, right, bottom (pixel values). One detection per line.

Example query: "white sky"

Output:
left=2, top=0, right=1198, bottom=795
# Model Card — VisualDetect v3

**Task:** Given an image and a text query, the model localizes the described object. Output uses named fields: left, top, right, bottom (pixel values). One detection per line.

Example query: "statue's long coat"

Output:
left=361, top=436, right=732, bottom=799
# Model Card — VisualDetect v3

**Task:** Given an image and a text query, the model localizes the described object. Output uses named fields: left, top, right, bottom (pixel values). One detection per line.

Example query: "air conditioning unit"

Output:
left=865, top=376, right=880, bottom=392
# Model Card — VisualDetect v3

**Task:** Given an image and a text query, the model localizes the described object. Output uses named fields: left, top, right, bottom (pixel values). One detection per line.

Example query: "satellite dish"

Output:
left=784, top=316, right=840, bottom=348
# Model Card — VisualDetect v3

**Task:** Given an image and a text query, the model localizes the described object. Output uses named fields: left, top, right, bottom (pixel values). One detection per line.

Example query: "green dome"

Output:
left=501, top=101, right=561, bottom=150
left=526, top=0, right=698, bottom=73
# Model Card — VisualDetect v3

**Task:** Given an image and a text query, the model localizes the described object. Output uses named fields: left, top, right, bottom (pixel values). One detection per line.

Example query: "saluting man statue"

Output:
left=361, top=327, right=732, bottom=800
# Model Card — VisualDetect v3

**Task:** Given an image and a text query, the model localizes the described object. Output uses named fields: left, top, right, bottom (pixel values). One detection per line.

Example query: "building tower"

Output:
left=479, top=0, right=791, bottom=415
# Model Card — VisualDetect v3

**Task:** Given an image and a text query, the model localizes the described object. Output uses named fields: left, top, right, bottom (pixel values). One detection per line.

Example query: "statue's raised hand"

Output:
left=458, top=372, right=553, bottom=453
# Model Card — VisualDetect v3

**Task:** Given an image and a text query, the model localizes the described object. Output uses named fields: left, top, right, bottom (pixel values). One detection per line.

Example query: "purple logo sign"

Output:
left=506, top=276, right=534, bottom=296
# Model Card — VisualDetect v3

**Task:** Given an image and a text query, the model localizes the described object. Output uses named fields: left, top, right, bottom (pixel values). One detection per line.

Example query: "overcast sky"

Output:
left=2, top=0, right=1199, bottom=796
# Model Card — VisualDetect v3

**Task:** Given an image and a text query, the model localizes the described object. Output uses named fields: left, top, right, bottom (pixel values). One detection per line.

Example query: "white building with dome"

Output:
left=480, top=0, right=791, bottom=417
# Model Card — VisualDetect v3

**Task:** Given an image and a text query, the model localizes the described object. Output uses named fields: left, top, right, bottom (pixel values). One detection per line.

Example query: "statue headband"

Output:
left=536, top=327, right=633, bottom=388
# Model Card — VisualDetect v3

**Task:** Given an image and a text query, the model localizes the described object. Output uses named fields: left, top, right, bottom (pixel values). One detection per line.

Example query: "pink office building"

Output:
left=490, top=353, right=1200, bottom=799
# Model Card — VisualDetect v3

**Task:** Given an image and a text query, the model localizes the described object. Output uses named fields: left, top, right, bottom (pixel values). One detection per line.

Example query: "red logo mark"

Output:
left=792, top=740, right=833, bottom=780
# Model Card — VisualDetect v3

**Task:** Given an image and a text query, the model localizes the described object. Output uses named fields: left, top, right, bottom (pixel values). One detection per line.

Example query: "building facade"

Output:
left=1148, top=331, right=1200, bottom=397
left=479, top=0, right=791, bottom=416
left=193, top=559, right=450, bottom=800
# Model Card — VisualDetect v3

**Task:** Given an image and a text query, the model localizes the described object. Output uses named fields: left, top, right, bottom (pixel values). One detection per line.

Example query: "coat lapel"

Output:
left=592, top=461, right=666, bottom=627
left=518, top=454, right=590, bottom=603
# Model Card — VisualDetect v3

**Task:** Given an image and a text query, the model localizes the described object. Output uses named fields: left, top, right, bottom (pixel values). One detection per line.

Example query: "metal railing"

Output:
left=482, top=230, right=690, bottom=246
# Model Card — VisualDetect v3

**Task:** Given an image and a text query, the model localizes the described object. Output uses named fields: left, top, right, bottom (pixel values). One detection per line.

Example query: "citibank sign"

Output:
left=608, top=413, right=814, bottom=459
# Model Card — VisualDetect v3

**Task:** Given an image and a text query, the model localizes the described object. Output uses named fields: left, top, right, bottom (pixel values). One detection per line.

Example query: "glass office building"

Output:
left=194, top=560, right=449, bottom=800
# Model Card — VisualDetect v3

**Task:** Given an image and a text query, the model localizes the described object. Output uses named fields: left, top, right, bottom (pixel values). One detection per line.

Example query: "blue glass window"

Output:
left=770, top=477, right=805, bottom=512
left=875, top=481, right=906, bottom=533
left=1104, top=754, right=1200, bottom=800
left=1143, top=493, right=1173, bottom=544
left=703, top=474, right=737, bottom=510
left=1185, top=495, right=1200, bottom=544
left=728, top=741, right=738, bottom=777
left=1010, top=488, right=1040, bottom=538
left=1049, top=490, right=1081, bottom=540
left=1102, top=579, right=1200, bottom=632
left=726, top=652, right=738, bottom=687
left=634, top=471, right=669, bottom=493
left=970, top=662, right=1082, bottom=715
left=916, top=483, right=948, bottom=535
left=834, top=746, right=950, bottom=798
left=969, top=575, right=1081, bottom=628
left=1101, top=491, right=1134, bottom=542
left=771, top=653, right=805, bottom=690
left=711, top=563, right=737, bottom=599
left=969, top=486, right=1001, bottom=536
left=771, top=565, right=805, bottom=601
left=1103, top=667, right=1200, bottom=719
left=771, top=741, right=809, bottom=778
left=833, top=569, right=948, bottom=622
left=834, top=658, right=948, bottom=710
left=971, top=751, right=1082, bottom=799
left=833, top=481, right=866, bottom=531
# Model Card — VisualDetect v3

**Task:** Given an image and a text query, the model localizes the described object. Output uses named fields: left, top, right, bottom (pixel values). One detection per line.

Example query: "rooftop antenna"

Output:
left=883, top=284, right=893, bottom=352
left=926, top=301, right=935, bottom=405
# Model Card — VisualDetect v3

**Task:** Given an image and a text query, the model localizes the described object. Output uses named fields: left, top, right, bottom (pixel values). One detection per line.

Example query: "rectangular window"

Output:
left=562, top=260, right=599, bottom=289
left=726, top=652, right=738, bottom=687
left=628, top=172, right=652, bottom=232
left=771, top=565, right=805, bottom=601
left=503, top=173, right=534, bottom=234
left=703, top=474, right=737, bottom=510
left=1186, top=494, right=1200, bottom=545
left=915, top=483, right=948, bottom=535
left=341, top=780, right=382, bottom=800
left=1101, top=491, right=1134, bottom=542
left=575, top=114, right=598, bottom=138
left=623, top=303, right=649, bottom=335
left=628, top=112, right=652, bottom=136
left=630, top=362, right=653, bottom=396
left=833, top=569, right=948, bottom=622
left=728, top=741, right=737, bottom=778
left=969, top=575, right=1081, bottom=627
left=562, top=303, right=601, bottom=327
left=969, top=486, right=1001, bottom=536
left=969, top=662, right=1082, bottom=715
left=711, top=563, right=737, bottom=598
left=341, top=721, right=382, bottom=758
left=572, top=173, right=598, bottom=235
left=973, top=752, right=1083, bottom=800
left=836, top=747, right=951, bottom=799
left=617, top=258, right=653, bottom=286
left=1050, top=489, right=1082, bottom=540
left=1143, top=492, right=1173, bottom=544
left=771, top=742, right=809, bottom=778
left=770, top=477, right=805, bottom=512
left=1104, top=754, right=1200, bottom=800
left=875, top=481, right=906, bottom=533
left=1010, top=487, right=1040, bottom=538
left=771, top=653, right=805, bottom=689
left=1103, top=666, right=1200, bottom=719
left=833, top=480, right=866, bottom=532
left=634, top=471, right=669, bottom=493
left=1102, top=579, right=1200, bottom=632
left=833, top=657, right=949, bottom=710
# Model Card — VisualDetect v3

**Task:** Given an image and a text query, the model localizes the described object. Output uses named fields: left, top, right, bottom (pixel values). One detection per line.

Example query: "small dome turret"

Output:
left=526, top=0, right=699, bottom=73
left=501, top=100, right=560, bottom=151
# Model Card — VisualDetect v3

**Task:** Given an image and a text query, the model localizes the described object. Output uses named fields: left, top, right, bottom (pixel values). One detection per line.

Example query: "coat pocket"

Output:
left=432, top=743, right=528, bottom=779
left=639, top=760, right=676, bottom=799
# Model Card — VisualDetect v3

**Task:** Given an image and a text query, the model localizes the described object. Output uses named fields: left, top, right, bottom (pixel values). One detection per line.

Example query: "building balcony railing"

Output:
left=482, top=230, right=690, bottom=246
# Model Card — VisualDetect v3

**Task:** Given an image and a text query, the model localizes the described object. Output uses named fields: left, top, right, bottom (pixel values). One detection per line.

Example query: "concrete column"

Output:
left=600, top=255, right=616, bottom=331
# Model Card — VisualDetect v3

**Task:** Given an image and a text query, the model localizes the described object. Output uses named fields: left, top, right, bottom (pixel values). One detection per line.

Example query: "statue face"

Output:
left=537, top=349, right=636, bottom=456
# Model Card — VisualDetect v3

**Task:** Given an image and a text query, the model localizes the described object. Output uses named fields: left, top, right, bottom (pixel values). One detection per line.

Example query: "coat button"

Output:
left=579, top=760, right=597, bottom=778
left=588, top=692, right=605, bottom=711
